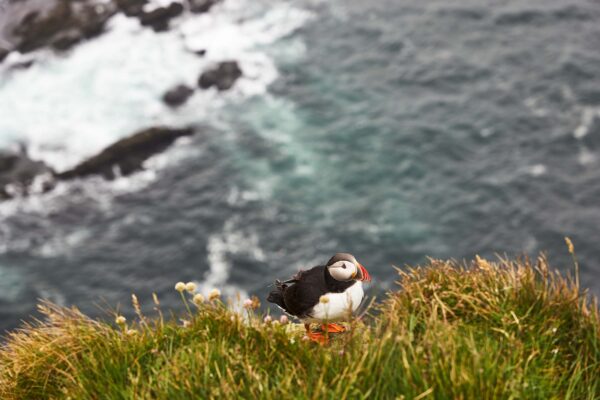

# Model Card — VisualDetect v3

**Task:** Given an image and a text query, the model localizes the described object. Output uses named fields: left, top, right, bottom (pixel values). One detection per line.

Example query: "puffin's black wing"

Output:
left=267, top=266, right=324, bottom=318
left=281, top=266, right=329, bottom=318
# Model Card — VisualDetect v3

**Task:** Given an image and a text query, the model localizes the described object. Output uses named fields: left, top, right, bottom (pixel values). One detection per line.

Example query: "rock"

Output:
left=162, top=84, right=194, bottom=107
left=198, top=61, right=242, bottom=91
left=11, top=0, right=116, bottom=54
left=139, top=2, right=184, bottom=32
left=9, top=59, right=35, bottom=70
left=194, top=49, right=206, bottom=56
left=0, top=48, right=9, bottom=63
left=51, top=29, right=83, bottom=50
left=0, top=150, right=54, bottom=200
left=56, top=126, right=195, bottom=180
left=187, top=0, right=219, bottom=14
left=115, top=0, right=148, bottom=17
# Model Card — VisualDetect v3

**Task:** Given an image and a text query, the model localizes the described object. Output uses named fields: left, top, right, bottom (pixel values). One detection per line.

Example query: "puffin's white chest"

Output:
left=307, top=282, right=364, bottom=322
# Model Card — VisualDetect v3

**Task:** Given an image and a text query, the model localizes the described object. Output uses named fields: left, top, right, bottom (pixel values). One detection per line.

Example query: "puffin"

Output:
left=267, top=253, right=371, bottom=342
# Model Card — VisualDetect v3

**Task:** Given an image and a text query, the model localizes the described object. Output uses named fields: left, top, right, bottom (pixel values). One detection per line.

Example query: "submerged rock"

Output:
left=56, top=126, right=195, bottom=180
left=139, top=2, right=184, bottom=32
left=0, top=150, right=54, bottom=199
left=188, top=0, right=219, bottom=14
left=162, top=84, right=195, bottom=107
left=198, top=61, right=242, bottom=91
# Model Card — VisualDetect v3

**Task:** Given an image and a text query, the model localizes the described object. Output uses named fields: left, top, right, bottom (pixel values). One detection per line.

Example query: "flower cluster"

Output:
left=243, top=296, right=261, bottom=310
left=208, top=289, right=221, bottom=301
left=193, top=294, right=205, bottom=306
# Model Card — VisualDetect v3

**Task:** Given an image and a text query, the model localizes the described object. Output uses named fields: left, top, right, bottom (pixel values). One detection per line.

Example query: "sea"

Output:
left=0, top=0, right=599, bottom=332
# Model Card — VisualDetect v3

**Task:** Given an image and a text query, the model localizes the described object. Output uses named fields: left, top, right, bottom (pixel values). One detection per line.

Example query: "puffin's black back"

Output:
left=267, top=265, right=356, bottom=319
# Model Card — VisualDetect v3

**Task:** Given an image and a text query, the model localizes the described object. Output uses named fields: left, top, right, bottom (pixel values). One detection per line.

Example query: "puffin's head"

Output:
left=326, top=253, right=371, bottom=282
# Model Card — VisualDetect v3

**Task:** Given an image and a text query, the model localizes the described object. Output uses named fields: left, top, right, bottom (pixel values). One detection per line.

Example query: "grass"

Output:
left=0, top=254, right=599, bottom=399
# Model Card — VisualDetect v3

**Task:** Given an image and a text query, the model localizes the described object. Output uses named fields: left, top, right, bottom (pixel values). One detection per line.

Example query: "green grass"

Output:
left=1, top=255, right=599, bottom=399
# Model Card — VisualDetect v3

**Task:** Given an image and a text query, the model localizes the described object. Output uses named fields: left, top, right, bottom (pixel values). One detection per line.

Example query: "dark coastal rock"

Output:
left=115, top=0, right=148, bottom=17
left=56, top=126, right=195, bottom=180
left=187, top=0, right=219, bottom=14
left=162, top=84, right=195, bottom=107
left=9, top=59, right=35, bottom=70
left=0, top=48, right=9, bottom=63
left=139, top=2, right=184, bottom=32
left=198, top=61, right=242, bottom=91
left=11, top=0, right=116, bottom=53
left=0, top=150, right=54, bottom=199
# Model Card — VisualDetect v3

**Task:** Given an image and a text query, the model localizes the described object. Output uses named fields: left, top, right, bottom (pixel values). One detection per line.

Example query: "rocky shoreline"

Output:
left=0, top=0, right=243, bottom=201
left=0, top=0, right=220, bottom=55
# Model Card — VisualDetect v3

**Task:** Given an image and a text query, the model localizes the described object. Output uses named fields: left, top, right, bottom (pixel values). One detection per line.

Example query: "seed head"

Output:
left=565, top=237, right=575, bottom=254
left=193, top=293, right=205, bottom=306
left=208, top=288, right=221, bottom=301
left=185, top=282, right=197, bottom=293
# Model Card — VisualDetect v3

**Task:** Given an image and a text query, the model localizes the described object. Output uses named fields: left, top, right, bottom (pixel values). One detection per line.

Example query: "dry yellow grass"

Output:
left=1, top=254, right=598, bottom=399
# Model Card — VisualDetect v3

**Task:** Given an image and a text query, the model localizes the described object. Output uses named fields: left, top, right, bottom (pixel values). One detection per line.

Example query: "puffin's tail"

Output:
left=267, top=280, right=287, bottom=310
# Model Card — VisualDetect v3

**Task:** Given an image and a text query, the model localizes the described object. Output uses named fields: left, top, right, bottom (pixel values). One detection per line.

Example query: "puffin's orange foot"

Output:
left=307, top=331, right=329, bottom=344
left=321, top=323, right=346, bottom=333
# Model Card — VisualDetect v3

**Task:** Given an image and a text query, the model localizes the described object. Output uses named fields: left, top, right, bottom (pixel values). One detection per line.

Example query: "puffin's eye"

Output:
left=342, top=264, right=346, bottom=269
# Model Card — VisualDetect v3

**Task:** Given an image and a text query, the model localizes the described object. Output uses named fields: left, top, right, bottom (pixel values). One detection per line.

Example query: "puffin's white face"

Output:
left=326, top=253, right=371, bottom=282
left=327, top=260, right=358, bottom=282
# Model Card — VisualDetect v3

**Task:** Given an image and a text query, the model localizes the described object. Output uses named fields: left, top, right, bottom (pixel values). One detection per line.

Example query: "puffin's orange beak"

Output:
left=357, top=263, right=371, bottom=282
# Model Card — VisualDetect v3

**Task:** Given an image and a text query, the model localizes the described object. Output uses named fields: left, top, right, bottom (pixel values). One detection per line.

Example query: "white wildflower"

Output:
left=208, top=288, right=221, bottom=301
left=193, top=293, right=205, bottom=306
left=185, top=282, right=197, bottom=293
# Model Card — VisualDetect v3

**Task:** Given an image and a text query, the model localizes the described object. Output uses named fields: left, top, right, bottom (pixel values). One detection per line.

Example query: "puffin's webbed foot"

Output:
left=305, top=323, right=329, bottom=344
left=320, top=323, right=346, bottom=333
left=307, top=330, right=328, bottom=344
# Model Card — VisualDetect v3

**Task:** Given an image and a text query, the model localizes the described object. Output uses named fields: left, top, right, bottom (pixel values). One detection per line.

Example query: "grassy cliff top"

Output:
left=1, top=254, right=599, bottom=399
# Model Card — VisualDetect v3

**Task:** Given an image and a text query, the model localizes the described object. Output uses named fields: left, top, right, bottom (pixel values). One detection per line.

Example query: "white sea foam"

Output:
left=578, top=146, right=596, bottom=166
left=0, top=0, right=313, bottom=173
left=573, top=107, right=600, bottom=139
left=526, top=164, right=546, bottom=177
left=196, top=216, right=266, bottom=300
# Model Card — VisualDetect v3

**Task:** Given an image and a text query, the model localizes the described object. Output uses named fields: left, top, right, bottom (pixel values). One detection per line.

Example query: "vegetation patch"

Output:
left=1, top=254, right=598, bottom=399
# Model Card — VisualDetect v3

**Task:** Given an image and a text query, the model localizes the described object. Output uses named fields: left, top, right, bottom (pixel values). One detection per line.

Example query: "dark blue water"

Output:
left=1, top=0, right=600, bottom=332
